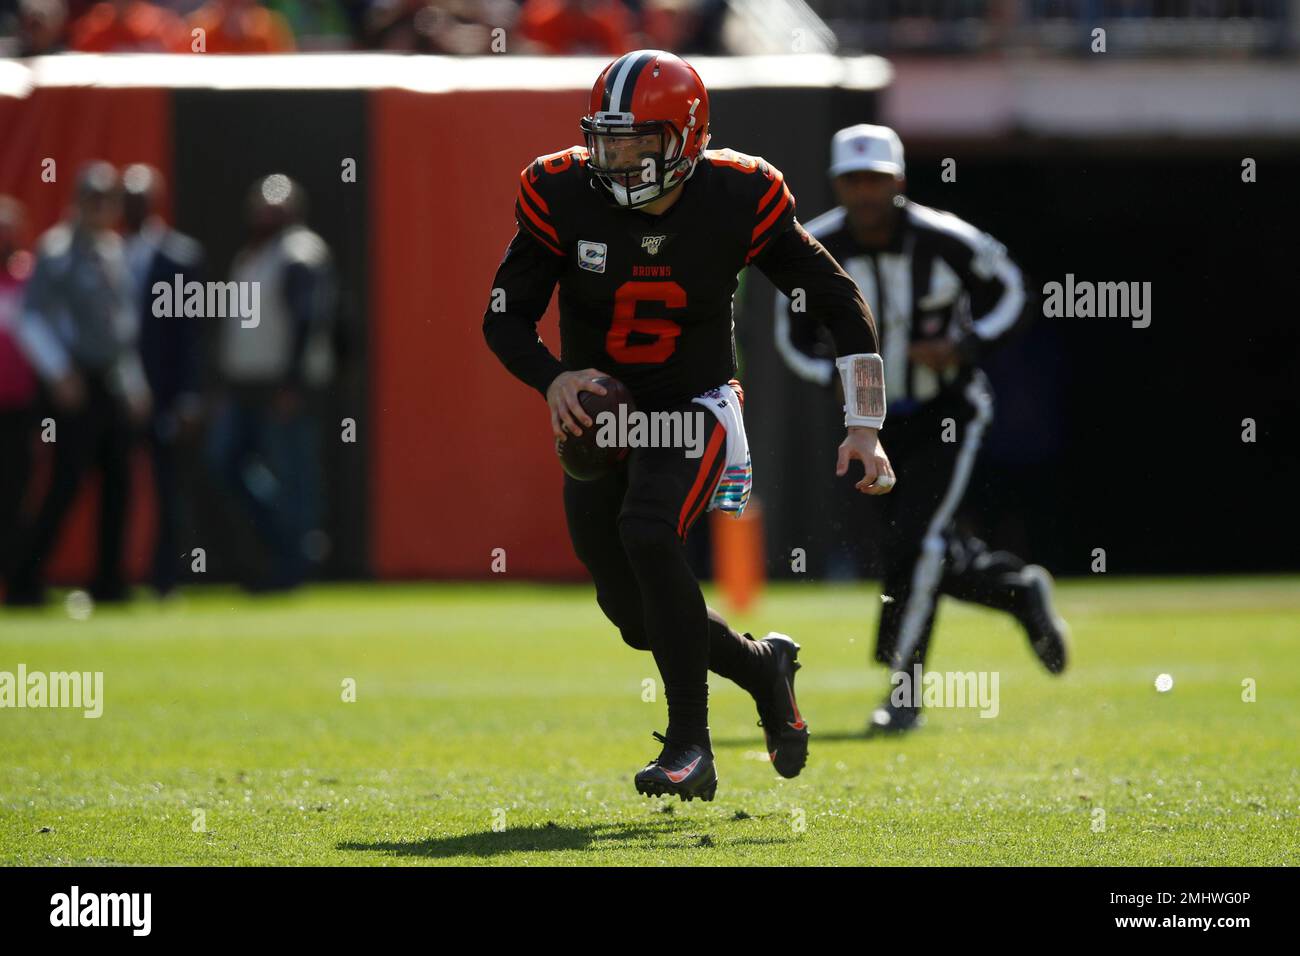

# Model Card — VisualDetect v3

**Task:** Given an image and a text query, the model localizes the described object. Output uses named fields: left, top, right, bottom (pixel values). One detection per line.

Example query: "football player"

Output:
left=483, top=50, right=894, bottom=801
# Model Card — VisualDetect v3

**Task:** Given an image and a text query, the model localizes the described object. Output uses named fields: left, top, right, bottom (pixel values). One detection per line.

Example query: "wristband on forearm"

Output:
left=835, top=352, right=886, bottom=429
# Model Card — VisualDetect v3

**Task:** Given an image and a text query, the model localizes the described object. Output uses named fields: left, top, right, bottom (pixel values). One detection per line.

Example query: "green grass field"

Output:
left=1, top=577, right=1297, bottom=866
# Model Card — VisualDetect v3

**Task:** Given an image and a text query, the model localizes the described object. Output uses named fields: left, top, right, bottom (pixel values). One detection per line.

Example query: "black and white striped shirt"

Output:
left=775, top=199, right=1027, bottom=413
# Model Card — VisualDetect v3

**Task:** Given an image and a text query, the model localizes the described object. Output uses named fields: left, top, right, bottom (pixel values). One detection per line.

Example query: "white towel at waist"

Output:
left=690, top=379, right=752, bottom=518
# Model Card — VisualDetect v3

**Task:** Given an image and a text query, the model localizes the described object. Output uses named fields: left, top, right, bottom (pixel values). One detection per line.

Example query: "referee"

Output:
left=775, top=125, right=1069, bottom=733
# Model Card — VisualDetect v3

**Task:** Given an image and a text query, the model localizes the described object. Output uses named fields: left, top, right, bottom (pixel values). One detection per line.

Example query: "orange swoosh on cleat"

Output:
left=662, top=755, right=702, bottom=783
left=785, top=679, right=806, bottom=730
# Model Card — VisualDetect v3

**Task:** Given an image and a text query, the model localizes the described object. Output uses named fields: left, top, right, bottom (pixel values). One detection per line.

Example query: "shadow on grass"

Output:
left=710, top=728, right=885, bottom=749
left=342, top=817, right=799, bottom=859
left=340, top=817, right=721, bottom=859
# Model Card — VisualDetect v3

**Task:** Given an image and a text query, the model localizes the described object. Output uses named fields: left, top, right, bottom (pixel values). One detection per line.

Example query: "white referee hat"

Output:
left=829, top=124, right=905, bottom=178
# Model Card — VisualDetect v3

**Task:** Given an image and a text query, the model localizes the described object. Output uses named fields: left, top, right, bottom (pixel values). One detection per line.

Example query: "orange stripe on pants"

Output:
left=677, top=424, right=726, bottom=539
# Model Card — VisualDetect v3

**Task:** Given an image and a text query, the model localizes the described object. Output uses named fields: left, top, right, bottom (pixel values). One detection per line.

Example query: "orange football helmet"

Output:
left=581, top=50, right=711, bottom=209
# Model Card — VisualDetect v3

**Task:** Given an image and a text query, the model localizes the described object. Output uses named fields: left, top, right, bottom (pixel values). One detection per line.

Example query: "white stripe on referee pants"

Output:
left=888, top=375, right=994, bottom=672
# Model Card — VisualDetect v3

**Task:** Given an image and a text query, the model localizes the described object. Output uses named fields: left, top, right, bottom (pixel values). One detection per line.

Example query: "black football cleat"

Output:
left=754, top=632, right=809, bottom=779
left=1017, top=564, right=1070, bottom=674
left=866, top=698, right=924, bottom=736
left=634, top=732, right=717, bottom=802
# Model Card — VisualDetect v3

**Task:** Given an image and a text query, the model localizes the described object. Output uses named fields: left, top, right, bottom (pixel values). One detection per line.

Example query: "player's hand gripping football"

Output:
left=546, top=368, right=610, bottom=441
left=837, top=426, right=896, bottom=495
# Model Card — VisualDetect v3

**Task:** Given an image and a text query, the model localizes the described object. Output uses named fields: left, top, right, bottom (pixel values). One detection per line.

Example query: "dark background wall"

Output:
left=171, top=90, right=372, bottom=580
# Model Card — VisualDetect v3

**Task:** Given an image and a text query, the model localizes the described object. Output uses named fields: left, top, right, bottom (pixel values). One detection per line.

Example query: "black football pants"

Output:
left=561, top=397, right=768, bottom=752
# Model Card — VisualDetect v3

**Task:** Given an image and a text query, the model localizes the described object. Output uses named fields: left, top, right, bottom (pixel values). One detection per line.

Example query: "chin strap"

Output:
left=592, top=131, right=706, bottom=208
left=836, top=353, right=886, bottom=429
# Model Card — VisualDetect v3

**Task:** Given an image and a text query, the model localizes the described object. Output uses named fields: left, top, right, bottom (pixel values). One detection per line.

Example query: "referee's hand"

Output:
left=838, top=426, right=896, bottom=495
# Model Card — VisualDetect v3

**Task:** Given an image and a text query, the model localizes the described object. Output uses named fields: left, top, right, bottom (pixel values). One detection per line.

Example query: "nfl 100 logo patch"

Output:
left=641, top=235, right=667, bottom=256
left=578, top=240, right=607, bottom=273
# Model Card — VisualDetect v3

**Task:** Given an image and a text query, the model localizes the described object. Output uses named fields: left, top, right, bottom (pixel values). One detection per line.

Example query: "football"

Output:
left=557, top=375, right=636, bottom=480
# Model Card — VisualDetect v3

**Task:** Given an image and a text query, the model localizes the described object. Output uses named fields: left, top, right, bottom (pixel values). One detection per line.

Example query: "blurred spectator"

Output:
left=258, top=0, right=352, bottom=48
left=517, top=0, right=633, bottom=55
left=187, top=0, right=296, bottom=53
left=357, top=0, right=515, bottom=53
left=5, top=163, right=150, bottom=607
left=69, top=0, right=189, bottom=51
left=0, top=198, right=37, bottom=580
left=641, top=0, right=726, bottom=55
left=15, top=0, right=69, bottom=55
left=206, top=174, right=335, bottom=592
left=122, top=164, right=205, bottom=597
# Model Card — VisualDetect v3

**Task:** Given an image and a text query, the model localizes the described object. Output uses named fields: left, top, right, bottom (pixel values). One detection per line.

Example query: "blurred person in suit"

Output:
left=121, top=164, right=205, bottom=597
left=205, top=174, right=335, bottom=592
left=6, top=162, right=151, bottom=607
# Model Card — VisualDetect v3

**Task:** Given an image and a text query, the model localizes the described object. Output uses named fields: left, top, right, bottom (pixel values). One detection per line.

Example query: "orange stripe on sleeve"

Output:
left=751, top=185, right=792, bottom=244
left=520, top=171, right=550, bottom=215
left=518, top=196, right=561, bottom=245
left=756, top=169, right=785, bottom=215
left=745, top=236, right=771, bottom=264
left=515, top=203, right=564, bottom=255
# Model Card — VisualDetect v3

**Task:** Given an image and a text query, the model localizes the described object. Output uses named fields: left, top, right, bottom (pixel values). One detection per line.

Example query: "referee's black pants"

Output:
left=872, top=372, right=1031, bottom=671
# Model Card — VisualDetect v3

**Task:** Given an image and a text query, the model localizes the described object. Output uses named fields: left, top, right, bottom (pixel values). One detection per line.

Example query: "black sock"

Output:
left=663, top=683, right=711, bottom=754
left=706, top=607, right=770, bottom=697
left=619, top=516, right=713, bottom=753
